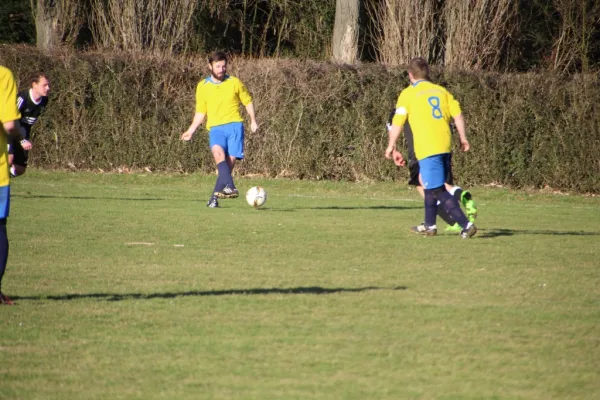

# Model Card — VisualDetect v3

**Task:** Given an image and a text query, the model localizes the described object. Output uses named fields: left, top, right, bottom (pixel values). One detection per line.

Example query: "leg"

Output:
left=9, top=142, right=28, bottom=177
left=434, top=187, right=469, bottom=229
left=11, top=165, right=26, bottom=177
left=226, top=156, right=237, bottom=173
left=0, top=219, right=8, bottom=294
left=223, top=122, right=244, bottom=191
left=0, top=187, right=12, bottom=304
left=207, top=127, right=228, bottom=207
left=443, top=155, right=477, bottom=222
left=211, top=144, right=232, bottom=199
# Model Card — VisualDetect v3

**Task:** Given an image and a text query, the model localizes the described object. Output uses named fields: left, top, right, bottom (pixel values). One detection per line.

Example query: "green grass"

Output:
left=1, top=170, right=599, bottom=400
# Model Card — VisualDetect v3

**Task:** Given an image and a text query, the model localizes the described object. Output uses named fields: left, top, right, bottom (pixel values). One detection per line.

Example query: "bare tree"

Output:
left=551, top=0, right=600, bottom=73
left=332, top=0, right=360, bottom=63
left=32, top=0, right=83, bottom=50
left=371, top=0, right=441, bottom=66
left=89, top=0, right=198, bottom=55
left=444, top=0, right=518, bottom=70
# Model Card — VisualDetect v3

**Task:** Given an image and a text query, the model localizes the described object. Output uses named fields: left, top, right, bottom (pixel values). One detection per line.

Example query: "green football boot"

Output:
left=461, top=191, right=478, bottom=223
left=445, top=223, right=462, bottom=233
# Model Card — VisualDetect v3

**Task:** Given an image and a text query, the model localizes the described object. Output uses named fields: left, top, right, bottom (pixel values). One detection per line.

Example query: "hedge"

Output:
left=1, top=45, right=599, bottom=192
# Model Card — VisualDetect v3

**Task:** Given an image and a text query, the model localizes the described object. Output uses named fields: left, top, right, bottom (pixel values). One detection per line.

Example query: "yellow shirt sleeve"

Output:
left=0, top=67, right=21, bottom=124
left=195, top=80, right=207, bottom=114
left=391, top=89, right=410, bottom=127
left=446, top=90, right=462, bottom=118
left=237, top=79, right=253, bottom=106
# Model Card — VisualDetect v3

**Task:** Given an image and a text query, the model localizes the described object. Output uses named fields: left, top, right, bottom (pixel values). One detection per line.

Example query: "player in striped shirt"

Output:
left=9, top=72, right=50, bottom=177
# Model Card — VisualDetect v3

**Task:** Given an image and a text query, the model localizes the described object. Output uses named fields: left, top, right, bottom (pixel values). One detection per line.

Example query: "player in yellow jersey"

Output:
left=181, top=51, right=259, bottom=208
left=385, top=57, right=477, bottom=239
left=0, top=66, right=23, bottom=305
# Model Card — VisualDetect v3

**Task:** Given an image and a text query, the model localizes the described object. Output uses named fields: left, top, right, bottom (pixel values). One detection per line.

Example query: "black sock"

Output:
left=212, top=161, right=230, bottom=195
left=217, top=161, right=235, bottom=189
left=424, top=190, right=437, bottom=227
left=438, top=191, right=469, bottom=228
left=0, top=220, right=8, bottom=292
left=453, top=187, right=472, bottom=203
left=437, top=202, right=455, bottom=225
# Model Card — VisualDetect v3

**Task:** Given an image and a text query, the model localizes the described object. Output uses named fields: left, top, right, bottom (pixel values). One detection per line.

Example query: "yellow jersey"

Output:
left=392, top=80, right=462, bottom=160
left=0, top=66, right=20, bottom=187
left=195, top=75, right=253, bottom=131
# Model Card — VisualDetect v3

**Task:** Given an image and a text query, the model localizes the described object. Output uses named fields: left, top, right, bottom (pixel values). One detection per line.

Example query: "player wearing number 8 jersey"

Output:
left=385, top=57, right=476, bottom=239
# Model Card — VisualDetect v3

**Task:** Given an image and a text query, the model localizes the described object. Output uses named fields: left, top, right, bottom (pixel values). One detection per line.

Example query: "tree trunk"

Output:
left=332, top=0, right=360, bottom=63
left=35, top=0, right=59, bottom=50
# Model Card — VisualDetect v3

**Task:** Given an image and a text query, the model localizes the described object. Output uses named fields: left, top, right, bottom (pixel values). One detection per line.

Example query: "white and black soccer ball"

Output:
left=246, top=186, right=267, bottom=208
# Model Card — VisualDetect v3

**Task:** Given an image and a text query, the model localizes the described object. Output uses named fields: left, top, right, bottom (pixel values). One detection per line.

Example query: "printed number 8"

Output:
left=428, top=96, right=443, bottom=119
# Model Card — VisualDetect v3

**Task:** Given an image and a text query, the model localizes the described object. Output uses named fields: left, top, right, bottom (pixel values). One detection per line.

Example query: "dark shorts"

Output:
left=408, top=154, right=453, bottom=187
left=7, top=136, right=29, bottom=167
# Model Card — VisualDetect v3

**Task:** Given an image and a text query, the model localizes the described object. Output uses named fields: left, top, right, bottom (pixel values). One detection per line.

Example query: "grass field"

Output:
left=1, top=170, right=599, bottom=400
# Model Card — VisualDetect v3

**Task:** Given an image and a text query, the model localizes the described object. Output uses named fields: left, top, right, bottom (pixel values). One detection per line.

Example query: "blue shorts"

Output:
left=209, top=122, right=245, bottom=159
left=0, top=185, right=10, bottom=219
left=418, top=153, right=451, bottom=190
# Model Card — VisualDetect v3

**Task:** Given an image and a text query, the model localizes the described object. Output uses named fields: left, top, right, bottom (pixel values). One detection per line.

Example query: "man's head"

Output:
left=407, top=57, right=430, bottom=83
left=208, top=51, right=228, bottom=81
left=30, top=72, right=50, bottom=98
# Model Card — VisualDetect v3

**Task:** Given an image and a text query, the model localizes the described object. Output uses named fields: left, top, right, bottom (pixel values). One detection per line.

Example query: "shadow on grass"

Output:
left=261, top=205, right=421, bottom=212
left=478, top=228, right=600, bottom=238
left=13, top=193, right=165, bottom=201
left=12, top=286, right=408, bottom=302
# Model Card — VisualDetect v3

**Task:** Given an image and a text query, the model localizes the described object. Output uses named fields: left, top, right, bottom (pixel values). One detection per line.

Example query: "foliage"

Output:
left=1, top=46, right=599, bottom=192
left=1, top=1, right=599, bottom=71
left=0, top=0, right=35, bottom=45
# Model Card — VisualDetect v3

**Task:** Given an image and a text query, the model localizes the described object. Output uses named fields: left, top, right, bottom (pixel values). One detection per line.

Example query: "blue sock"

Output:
left=0, top=220, right=8, bottom=292
left=222, top=162, right=236, bottom=189
left=217, top=161, right=234, bottom=188
left=424, top=190, right=437, bottom=227
left=437, top=191, right=470, bottom=228
left=212, top=161, right=229, bottom=196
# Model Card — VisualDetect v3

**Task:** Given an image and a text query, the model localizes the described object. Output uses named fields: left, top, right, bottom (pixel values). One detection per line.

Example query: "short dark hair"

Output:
left=408, top=57, right=429, bottom=80
left=208, top=51, right=228, bottom=65
left=30, top=72, right=48, bottom=86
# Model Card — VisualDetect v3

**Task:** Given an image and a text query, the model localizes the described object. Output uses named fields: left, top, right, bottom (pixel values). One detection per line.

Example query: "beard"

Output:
left=211, top=71, right=225, bottom=81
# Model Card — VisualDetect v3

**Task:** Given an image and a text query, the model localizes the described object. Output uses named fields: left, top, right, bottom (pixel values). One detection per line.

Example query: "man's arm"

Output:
left=385, top=123, right=404, bottom=160
left=180, top=112, right=206, bottom=141
left=3, top=120, right=22, bottom=138
left=0, top=67, right=21, bottom=137
left=245, top=103, right=258, bottom=133
left=452, top=113, right=470, bottom=152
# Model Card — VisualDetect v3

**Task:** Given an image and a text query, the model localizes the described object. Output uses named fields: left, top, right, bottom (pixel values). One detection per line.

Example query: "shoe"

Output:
left=410, top=223, right=437, bottom=236
left=0, top=292, right=14, bottom=305
left=445, top=223, right=462, bottom=233
left=460, top=224, right=477, bottom=239
left=214, top=185, right=239, bottom=199
left=461, top=191, right=478, bottom=223
left=206, top=198, right=220, bottom=208
left=465, top=200, right=478, bottom=222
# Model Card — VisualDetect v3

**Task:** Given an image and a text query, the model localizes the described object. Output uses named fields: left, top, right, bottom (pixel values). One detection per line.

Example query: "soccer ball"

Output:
left=246, top=186, right=267, bottom=208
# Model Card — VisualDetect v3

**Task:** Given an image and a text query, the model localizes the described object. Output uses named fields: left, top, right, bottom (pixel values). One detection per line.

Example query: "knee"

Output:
left=211, top=146, right=225, bottom=161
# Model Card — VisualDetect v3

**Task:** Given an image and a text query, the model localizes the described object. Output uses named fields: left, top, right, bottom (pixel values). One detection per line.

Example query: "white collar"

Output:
left=29, top=89, right=43, bottom=105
